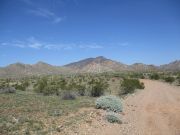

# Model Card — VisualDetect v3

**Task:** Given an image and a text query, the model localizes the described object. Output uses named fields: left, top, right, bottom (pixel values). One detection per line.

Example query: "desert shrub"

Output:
left=22, top=80, right=29, bottom=88
left=0, top=87, right=16, bottom=93
left=120, top=79, right=144, bottom=95
left=89, top=79, right=108, bottom=97
left=43, top=85, right=59, bottom=96
left=58, top=78, right=67, bottom=90
left=34, top=77, right=48, bottom=93
left=66, top=81, right=77, bottom=91
left=129, top=73, right=144, bottom=79
left=34, top=77, right=63, bottom=95
left=95, top=95, right=123, bottom=112
left=150, top=73, right=160, bottom=80
left=14, top=84, right=26, bottom=91
left=177, top=76, right=180, bottom=85
left=105, top=112, right=122, bottom=124
left=76, top=85, right=86, bottom=96
left=0, top=82, right=9, bottom=89
left=61, top=91, right=76, bottom=100
left=164, top=76, right=175, bottom=83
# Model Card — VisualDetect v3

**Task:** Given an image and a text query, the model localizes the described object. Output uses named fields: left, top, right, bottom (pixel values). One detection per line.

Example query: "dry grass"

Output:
left=0, top=90, right=95, bottom=135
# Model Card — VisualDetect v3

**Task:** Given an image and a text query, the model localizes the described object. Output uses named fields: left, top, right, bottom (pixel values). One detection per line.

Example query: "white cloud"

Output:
left=0, top=42, right=8, bottom=46
left=87, top=45, right=103, bottom=49
left=29, top=8, right=54, bottom=18
left=1, top=37, right=104, bottom=50
left=13, top=44, right=26, bottom=48
left=78, top=43, right=103, bottom=49
left=20, top=0, right=63, bottom=24
left=12, top=40, right=26, bottom=48
left=28, top=43, right=42, bottom=49
left=53, top=17, right=62, bottom=23
left=28, top=8, right=62, bottom=23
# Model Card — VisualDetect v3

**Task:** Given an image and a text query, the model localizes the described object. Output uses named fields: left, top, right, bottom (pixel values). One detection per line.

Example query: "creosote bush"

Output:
left=89, top=79, right=108, bottom=97
left=150, top=73, right=160, bottom=80
left=164, top=76, right=175, bottom=83
left=95, top=95, right=123, bottom=112
left=105, top=112, right=122, bottom=124
left=120, top=78, right=144, bottom=95
left=177, top=75, right=180, bottom=85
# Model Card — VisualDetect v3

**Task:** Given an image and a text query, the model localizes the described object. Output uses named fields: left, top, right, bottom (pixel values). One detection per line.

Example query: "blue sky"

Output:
left=0, top=0, right=180, bottom=66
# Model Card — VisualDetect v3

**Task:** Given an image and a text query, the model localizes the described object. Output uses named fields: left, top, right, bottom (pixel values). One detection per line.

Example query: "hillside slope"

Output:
left=0, top=57, right=179, bottom=77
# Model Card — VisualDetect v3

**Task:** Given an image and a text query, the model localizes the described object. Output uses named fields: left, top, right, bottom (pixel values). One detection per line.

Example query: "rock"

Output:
left=56, top=125, right=64, bottom=132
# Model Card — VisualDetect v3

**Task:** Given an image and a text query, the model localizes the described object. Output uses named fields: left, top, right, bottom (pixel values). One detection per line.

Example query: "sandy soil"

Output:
left=64, top=79, right=180, bottom=135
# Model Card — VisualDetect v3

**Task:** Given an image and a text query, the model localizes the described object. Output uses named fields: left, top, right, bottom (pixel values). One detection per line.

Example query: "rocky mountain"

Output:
left=64, top=56, right=129, bottom=73
left=0, top=57, right=179, bottom=77
left=159, top=60, right=180, bottom=71
left=130, top=63, right=158, bottom=72
left=0, top=62, right=70, bottom=78
left=64, top=57, right=180, bottom=72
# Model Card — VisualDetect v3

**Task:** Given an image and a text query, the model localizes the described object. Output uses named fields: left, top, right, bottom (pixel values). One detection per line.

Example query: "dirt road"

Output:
left=120, top=79, right=180, bottom=135
left=65, top=80, right=180, bottom=135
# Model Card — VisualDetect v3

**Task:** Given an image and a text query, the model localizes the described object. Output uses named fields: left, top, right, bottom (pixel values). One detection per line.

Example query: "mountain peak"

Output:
left=95, top=56, right=106, bottom=59
left=35, top=61, right=49, bottom=66
left=7, top=62, right=25, bottom=68
left=64, top=56, right=128, bottom=73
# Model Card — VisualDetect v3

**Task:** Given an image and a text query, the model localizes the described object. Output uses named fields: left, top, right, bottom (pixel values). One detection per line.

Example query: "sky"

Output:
left=0, top=0, right=180, bottom=67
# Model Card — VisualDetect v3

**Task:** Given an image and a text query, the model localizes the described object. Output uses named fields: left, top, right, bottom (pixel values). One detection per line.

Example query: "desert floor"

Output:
left=64, top=79, right=180, bottom=135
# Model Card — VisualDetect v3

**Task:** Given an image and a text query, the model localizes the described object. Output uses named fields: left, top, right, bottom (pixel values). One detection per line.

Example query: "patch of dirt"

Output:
left=63, top=79, right=180, bottom=135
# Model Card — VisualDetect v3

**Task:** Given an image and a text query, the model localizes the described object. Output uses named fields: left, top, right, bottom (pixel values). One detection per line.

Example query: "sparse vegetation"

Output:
left=95, top=95, right=123, bottom=112
left=0, top=90, right=94, bottom=134
left=61, top=91, right=76, bottom=100
left=89, top=79, right=108, bottom=97
left=0, top=87, right=16, bottom=93
left=164, top=76, right=175, bottom=83
left=150, top=73, right=160, bottom=80
left=105, top=112, right=122, bottom=124
left=120, top=78, right=144, bottom=95
left=177, top=75, right=180, bottom=85
left=0, top=71, right=179, bottom=134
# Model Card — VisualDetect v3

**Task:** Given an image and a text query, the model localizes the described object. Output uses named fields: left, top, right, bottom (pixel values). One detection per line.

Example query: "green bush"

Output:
left=129, top=73, right=144, bottom=79
left=14, top=84, right=26, bottom=91
left=0, top=82, right=9, bottom=89
left=34, top=77, right=48, bottom=93
left=120, top=79, right=144, bottom=95
left=164, top=76, right=175, bottom=83
left=150, top=73, right=160, bottom=80
left=43, top=85, right=59, bottom=95
left=95, top=95, right=123, bottom=112
left=177, top=75, right=180, bottom=85
left=76, top=85, right=86, bottom=96
left=89, top=79, right=108, bottom=97
left=105, top=112, right=122, bottom=124
left=34, top=77, right=60, bottom=95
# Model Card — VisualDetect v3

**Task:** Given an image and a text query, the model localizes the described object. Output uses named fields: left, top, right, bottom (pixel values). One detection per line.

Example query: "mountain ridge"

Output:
left=0, top=56, right=179, bottom=77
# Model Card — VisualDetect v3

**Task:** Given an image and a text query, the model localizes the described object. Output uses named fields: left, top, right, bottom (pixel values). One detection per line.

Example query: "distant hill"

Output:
left=129, top=63, right=158, bottom=72
left=159, top=60, right=180, bottom=71
left=0, top=57, right=179, bottom=77
left=0, top=62, right=70, bottom=78
left=64, top=56, right=129, bottom=73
